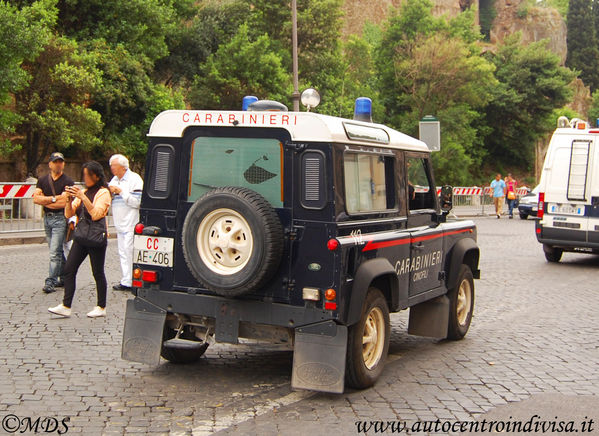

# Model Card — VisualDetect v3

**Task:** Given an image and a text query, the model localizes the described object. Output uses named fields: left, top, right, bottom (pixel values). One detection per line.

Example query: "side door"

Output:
left=337, top=146, right=411, bottom=308
left=405, top=154, right=444, bottom=297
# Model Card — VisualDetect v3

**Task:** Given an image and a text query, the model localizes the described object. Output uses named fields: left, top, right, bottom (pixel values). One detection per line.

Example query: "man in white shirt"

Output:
left=108, top=154, right=143, bottom=291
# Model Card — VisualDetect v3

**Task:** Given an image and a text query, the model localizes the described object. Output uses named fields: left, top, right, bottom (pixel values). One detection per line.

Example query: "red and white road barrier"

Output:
left=0, top=184, right=37, bottom=199
left=434, top=187, right=530, bottom=196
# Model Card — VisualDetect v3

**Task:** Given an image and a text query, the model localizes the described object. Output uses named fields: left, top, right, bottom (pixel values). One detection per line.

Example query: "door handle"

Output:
left=413, top=243, right=425, bottom=250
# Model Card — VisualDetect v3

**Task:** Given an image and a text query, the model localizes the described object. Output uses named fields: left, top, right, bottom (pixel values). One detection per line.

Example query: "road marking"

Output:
left=171, top=389, right=315, bottom=436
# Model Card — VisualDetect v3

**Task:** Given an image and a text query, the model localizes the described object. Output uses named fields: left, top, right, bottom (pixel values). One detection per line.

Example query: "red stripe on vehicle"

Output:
left=362, top=228, right=472, bottom=252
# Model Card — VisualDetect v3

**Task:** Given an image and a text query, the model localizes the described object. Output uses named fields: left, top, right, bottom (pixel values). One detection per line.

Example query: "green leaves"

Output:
left=14, top=34, right=104, bottom=171
left=189, top=24, right=290, bottom=110
left=375, top=0, right=495, bottom=184
left=0, top=0, right=57, bottom=149
left=484, top=33, right=574, bottom=169
left=567, top=0, right=599, bottom=91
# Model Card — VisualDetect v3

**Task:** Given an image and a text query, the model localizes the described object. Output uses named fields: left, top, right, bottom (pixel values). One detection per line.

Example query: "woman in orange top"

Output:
left=48, top=161, right=112, bottom=318
left=505, top=173, right=518, bottom=219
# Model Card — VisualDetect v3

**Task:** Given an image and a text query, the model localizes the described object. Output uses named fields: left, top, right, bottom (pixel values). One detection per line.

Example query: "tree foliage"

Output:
left=0, top=0, right=56, bottom=154
left=376, top=0, right=496, bottom=184
left=189, top=24, right=290, bottom=109
left=14, top=35, right=104, bottom=172
left=484, top=33, right=574, bottom=171
left=0, top=0, right=582, bottom=183
left=567, top=0, right=599, bottom=91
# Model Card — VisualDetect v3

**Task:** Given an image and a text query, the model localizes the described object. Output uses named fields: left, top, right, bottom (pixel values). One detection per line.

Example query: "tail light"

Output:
left=142, top=270, right=158, bottom=283
left=134, top=223, right=145, bottom=234
left=327, top=239, right=339, bottom=251
left=538, top=192, right=545, bottom=219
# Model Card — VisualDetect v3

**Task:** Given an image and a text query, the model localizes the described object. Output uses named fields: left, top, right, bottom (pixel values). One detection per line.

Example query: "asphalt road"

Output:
left=0, top=216, right=597, bottom=435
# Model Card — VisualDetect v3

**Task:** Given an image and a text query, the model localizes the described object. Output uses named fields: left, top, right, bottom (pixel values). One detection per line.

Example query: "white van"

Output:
left=536, top=117, right=599, bottom=262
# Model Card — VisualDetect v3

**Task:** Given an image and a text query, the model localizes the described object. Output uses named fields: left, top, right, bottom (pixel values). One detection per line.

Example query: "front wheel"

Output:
left=346, top=288, right=390, bottom=389
left=519, top=213, right=528, bottom=220
left=543, top=245, right=563, bottom=263
left=447, top=265, right=475, bottom=340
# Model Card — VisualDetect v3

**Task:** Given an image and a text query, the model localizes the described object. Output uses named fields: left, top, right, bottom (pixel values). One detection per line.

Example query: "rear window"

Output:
left=189, top=137, right=283, bottom=207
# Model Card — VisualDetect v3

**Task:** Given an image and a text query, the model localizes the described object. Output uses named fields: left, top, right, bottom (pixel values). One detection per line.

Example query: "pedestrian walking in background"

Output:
left=48, top=161, right=112, bottom=318
left=108, top=154, right=143, bottom=292
left=32, top=152, right=74, bottom=294
left=490, top=173, right=506, bottom=219
left=505, top=173, right=518, bottom=219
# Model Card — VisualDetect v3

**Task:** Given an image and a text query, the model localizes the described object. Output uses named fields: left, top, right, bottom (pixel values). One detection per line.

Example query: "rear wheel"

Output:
left=447, top=265, right=474, bottom=340
left=543, top=245, right=563, bottom=263
left=519, top=213, right=528, bottom=220
left=346, top=288, right=390, bottom=389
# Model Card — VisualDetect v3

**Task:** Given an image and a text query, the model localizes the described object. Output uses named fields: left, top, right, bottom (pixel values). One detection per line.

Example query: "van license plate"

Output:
left=134, top=236, right=174, bottom=267
left=549, top=204, right=584, bottom=216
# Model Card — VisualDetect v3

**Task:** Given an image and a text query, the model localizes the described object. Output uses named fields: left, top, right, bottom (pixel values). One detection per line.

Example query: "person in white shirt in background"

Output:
left=108, top=154, right=143, bottom=291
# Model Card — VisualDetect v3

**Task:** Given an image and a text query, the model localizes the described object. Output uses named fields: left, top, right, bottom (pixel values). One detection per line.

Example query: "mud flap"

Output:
left=121, top=298, right=167, bottom=365
left=291, top=320, right=347, bottom=394
left=408, top=295, right=449, bottom=339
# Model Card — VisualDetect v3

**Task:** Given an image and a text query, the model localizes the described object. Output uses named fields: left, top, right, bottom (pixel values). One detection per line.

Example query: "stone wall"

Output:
left=342, top=0, right=479, bottom=38
left=490, top=0, right=567, bottom=64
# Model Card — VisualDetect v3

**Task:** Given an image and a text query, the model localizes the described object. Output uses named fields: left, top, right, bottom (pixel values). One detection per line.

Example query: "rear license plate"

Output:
left=549, top=204, right=584, bottom=216
left=134, top=236, right=174, bottom=267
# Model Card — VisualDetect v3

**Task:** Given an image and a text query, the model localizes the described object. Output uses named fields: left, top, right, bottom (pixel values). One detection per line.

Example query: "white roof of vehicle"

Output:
left=148, top=110, right=430, bottom=152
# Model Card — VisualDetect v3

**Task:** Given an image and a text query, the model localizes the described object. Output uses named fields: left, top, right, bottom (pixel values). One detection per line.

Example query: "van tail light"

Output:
left=538, top=192, right=545, bottom=219
left=134, top=223, right=145, bottom=234
left=142, top=270, right=158, bottom=283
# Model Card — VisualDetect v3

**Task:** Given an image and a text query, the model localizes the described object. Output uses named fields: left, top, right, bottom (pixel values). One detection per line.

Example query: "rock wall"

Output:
left=342, top=0, right=566, bottom=67
left=342, top=0, right=479, bottom=38
left=490, top=0, right=567, bottom=64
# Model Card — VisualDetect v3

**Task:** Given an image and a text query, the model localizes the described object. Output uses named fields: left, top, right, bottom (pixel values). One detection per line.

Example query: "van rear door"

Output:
left=544, top=134, right=593, bottom=244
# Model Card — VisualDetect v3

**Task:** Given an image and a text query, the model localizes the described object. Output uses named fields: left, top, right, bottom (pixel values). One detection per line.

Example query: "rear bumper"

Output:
left=536, top=222, right=599, bottom=250
left=123, top=289, right=348, bottom=393
left=135, top=288, right=334, bottom=342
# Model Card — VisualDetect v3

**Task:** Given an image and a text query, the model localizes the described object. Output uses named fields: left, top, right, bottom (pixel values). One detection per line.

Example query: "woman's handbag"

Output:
left=73, top=216, right=107, bottom=247
left=507, top=190, right=516, bottom=200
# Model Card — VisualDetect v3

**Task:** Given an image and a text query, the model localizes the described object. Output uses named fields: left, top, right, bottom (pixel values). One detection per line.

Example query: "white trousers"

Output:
left=117, top=231, right=134, bottom=287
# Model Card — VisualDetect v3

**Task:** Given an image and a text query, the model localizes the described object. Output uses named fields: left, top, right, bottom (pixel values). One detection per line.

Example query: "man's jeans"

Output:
left=44, top=212, right=67, bottom=286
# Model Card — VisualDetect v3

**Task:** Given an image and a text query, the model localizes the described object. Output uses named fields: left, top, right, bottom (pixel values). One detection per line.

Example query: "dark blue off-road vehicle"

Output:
left=122, top=98, right=480, bottom=393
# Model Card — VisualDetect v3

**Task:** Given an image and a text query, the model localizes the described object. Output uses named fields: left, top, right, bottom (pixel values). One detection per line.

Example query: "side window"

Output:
left=344, top=153, right=395, bottom=214
left=407, top=157, right=435, bottom=211
left=189, top=137, right=283, bottom=207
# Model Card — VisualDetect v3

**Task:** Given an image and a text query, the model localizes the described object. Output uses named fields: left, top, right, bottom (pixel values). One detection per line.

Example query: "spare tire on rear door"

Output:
left=182, top=187, right=284, bottom=297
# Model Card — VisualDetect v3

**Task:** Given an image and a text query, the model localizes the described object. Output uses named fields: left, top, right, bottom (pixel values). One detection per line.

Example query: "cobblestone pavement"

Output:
left=0, top=217, right=598, bottom=435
